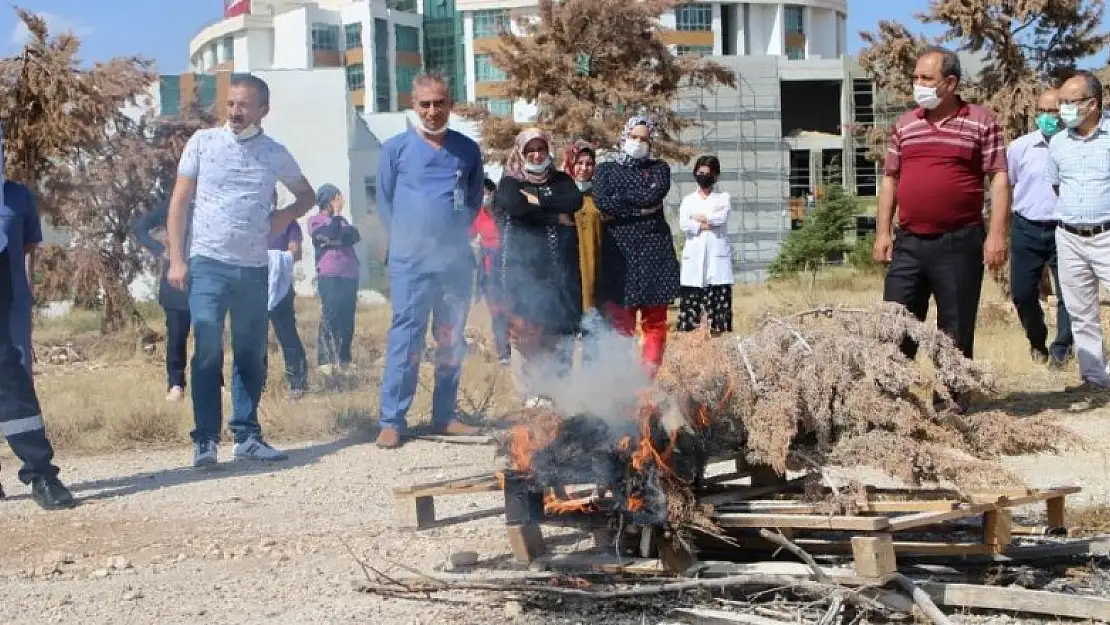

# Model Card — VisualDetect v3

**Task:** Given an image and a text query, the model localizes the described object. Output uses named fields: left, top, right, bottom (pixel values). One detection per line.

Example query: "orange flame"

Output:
left=543, top=489, right=598, bottom=514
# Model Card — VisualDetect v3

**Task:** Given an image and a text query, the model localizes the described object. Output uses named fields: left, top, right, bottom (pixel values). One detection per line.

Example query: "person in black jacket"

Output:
left=592, top=115, right=680, bottom=378
left=495, top=128, right=583, bottom=406
left=134, top=200, right=193, bottom=401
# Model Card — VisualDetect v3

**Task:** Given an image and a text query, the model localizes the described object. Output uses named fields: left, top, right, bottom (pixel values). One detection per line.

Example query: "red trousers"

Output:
left=604, top=303, right=668, bottom=377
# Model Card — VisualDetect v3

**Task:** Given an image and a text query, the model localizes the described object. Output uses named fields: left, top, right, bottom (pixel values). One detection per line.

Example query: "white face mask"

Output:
left=622, top=139, right=649, bottom=159
left=913, top=84, right=941, bottom=110
left=523, top=155, right=551, bottom=174
left=225, top=121, right=261, bottom=142
left=1059, top=102, right=1086, bottom=128
left=575, top=180, right=592, bottom=192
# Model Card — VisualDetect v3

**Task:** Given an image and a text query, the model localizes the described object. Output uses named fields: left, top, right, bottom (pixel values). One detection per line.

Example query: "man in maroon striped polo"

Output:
left=872, top=45, right=1011, bottom=414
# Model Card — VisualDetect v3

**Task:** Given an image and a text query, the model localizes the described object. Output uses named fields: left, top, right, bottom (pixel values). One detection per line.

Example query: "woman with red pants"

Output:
left=592, top=115, right=680, bottom=377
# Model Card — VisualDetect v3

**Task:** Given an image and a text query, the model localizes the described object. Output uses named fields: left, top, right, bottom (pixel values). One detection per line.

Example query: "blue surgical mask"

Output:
left=1036, top=113, right=1061, bottom=137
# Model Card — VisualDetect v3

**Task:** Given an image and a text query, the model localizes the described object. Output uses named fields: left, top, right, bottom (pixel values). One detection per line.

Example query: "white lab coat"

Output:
left=678, top=189, right=734, bottom=287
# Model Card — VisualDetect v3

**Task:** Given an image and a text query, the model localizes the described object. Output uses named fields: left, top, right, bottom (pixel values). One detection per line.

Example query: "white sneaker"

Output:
left=166, top=386, right=184, bottom=402
left=232, top=436, right=288, bottom=462
left=193, top=441, right=218, bottom=468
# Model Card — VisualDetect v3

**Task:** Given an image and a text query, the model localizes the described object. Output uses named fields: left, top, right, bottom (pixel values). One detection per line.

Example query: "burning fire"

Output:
left=498, top=386, right=725, bottom=521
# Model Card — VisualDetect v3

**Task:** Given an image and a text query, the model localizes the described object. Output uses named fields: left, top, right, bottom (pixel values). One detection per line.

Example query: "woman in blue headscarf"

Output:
left=591, top=115, right=680, bottom=378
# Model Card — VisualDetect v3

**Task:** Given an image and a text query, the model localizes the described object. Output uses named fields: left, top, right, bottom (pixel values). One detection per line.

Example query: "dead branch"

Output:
left=757, top=529, right=831, bottom=585
left=892, top=574, right=952, bottom=625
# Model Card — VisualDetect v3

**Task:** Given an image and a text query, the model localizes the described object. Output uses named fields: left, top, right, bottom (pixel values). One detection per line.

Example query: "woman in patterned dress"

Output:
left=495, top=128, right=584, bottom=404
left=592, top=116, right=681, bottom=377
left=677, top=154, right=734, bottom=334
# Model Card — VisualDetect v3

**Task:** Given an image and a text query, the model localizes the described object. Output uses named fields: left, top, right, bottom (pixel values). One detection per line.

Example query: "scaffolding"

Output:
left=673, top=60, right=788, bottom=284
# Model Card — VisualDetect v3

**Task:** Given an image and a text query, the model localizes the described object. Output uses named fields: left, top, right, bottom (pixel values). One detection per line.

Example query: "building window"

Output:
left=387, top=0, right=416, bottom=11
left=312, top=23, right=341, bottom=51
left=675, top=3, right=712, bottom=31
left=345, top=22, right=363, bottom=49
left=784, top=6, right=804, bottom=34
left=476, top=97, right=511, bottom=116
left=159, top=76, right=181, bottom=116
left=676, top=45, right=713, bottom=57
left=395, top=25, right=420, bottom=53
left=396, top=66, right=419, bottom=95
left=474, top=54, right=505, bottom=82
left=197, top=74, right=217, bottom=110
left=473, top=9, right=510, bottom=38
left=422, top=0, right=466, bottom=103
left=346, top=63, right=365, bottom=90
left=221, top=37, right=235, bottom=62
left=374, top=19, right=391, bottom=111
left=364, top=176, right=377, bottom=207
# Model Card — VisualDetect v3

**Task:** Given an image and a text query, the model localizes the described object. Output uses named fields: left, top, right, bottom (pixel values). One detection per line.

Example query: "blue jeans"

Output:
left=379, top=262, right=473, bottom=432
left=1010, top=214, right=1073, bottom=360
left=267, top=289, right=308, bottom=391
left=189, top=255, right=269, bottom=444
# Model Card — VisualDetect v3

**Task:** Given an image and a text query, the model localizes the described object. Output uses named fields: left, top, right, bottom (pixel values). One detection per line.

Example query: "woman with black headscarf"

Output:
left=495, top=128, right=583, bottom=405
left=592, top=115, right=680, bottom=377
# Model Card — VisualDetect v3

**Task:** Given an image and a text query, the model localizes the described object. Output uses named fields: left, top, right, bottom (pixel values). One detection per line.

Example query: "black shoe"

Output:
left=1031, top=346, right=1050, bottom=365
left=31, top=476, right=76, bottom=510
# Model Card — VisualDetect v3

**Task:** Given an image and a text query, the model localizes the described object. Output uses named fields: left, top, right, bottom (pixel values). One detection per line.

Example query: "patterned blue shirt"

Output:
left=178, top=127, right=305, bottom=267
left=1045, top=114, right=1110, bottom=226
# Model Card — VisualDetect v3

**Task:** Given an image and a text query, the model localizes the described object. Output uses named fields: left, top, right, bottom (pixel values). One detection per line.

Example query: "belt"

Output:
left=1061, top=221, right=1110, bottom=237
left=1014, top=214, right=1059, bottom=229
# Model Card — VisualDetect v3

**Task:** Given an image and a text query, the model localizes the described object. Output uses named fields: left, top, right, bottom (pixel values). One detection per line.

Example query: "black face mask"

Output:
left=695, top=173, right=716, bottom=189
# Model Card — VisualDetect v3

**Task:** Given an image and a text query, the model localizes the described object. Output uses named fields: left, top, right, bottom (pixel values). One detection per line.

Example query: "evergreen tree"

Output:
left=769, top=185, right=859, bottom=279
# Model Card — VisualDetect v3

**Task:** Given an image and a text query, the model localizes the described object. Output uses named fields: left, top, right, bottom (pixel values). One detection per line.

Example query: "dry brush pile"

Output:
left=504, top=303, right=1081, bottom=533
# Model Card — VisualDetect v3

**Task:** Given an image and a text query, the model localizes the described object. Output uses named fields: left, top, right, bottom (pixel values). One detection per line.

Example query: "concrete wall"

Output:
left=673, top=56, right=788, bottom=284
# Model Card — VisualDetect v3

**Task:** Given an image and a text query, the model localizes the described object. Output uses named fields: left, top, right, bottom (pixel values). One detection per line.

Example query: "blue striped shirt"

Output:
left=1045, top=114, right=1110, bottom=225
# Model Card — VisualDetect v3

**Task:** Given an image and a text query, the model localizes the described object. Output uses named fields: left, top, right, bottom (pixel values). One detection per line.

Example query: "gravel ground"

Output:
left=1, top=410, right=1109, bottom=624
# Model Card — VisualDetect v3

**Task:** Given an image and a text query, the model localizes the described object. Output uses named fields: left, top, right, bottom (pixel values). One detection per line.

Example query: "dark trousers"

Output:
left=317, top=276, right=359, bottom=366
left=477, top=249, right=511, bottom=360
left=165, top=307, right=191, bottom=389
left=267, top=288, right=308, bottom=391
left=0, top=248, right=60, bottom=483
left=1010, top=214, right=1073, bottom=359
left=883, top=225, right=985, bottom=362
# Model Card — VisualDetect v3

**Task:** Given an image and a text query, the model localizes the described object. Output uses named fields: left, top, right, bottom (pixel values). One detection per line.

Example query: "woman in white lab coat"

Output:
left=677, top=155, right=734, bottom=334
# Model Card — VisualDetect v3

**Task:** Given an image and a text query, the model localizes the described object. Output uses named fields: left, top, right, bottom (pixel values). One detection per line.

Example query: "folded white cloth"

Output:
left=267, top=249, right=294, bottom=311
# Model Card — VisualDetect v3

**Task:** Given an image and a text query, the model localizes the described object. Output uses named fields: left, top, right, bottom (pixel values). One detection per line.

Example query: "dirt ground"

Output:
left=1, top=403, right=1109, bottom=624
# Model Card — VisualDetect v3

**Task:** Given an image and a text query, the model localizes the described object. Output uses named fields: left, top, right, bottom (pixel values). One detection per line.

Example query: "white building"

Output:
left=189, top=0, right=424, bottom=113
left=457, top=0, right=848, bottom=116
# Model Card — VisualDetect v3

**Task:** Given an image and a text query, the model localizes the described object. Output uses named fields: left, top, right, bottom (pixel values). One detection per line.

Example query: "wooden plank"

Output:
left=392, top=473, right=498, bottom=496
left=713, top=513, right=890, bottom=531
left=967, top=486, right=1082, bottom=507
left=918, top=581, right=1110, bottom=621
left=795, top=539, right=993, bottom=557
left=700, top=477, right=808, bottom=506
left=982, top=509, right=1013, bottom=554
left=670, top=607, right=793, bottom=625
left=507, top=524, right=546, bottom=564
left=886, top=503, right=996, bottom=532
left=530, top=553, right=664, bottom=575
left=714, top=500, right=960, bottom=514
left=1046, top=496, right=1066, bottom=527
left=395, top=495, right=436, bottom=530
left=851, top=534, right=897, bottom=579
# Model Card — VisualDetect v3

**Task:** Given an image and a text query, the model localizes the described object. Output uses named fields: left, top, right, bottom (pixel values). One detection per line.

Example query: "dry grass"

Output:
left=17, top=297, right=517, bottom=455
left=3, top=267, right=1081, bottom=457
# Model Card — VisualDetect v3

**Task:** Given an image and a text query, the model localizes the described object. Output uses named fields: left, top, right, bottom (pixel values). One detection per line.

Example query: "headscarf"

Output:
left=614, top=115, right=657, bottom=165
left=560, top=139, right=595, bottom=174
left=315, top=183, right=341, bottom=213
left=503, top=127, right=553, bottom=185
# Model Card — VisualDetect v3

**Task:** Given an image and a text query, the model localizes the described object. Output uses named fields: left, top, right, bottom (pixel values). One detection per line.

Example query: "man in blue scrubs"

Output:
left=375, top=71, right=486, bottom=448
left=1, top=179, right=41, bottom=373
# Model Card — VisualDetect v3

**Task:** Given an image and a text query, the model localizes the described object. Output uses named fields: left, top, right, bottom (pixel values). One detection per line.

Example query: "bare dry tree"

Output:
left=0, top=8, right=212, bottom=333
left=456, top=0, right=736, bottom=163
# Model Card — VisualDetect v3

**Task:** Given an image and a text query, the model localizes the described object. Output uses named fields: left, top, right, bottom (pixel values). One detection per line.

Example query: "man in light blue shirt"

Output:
left=1007, top=88, right=1073, bottom=368
left=1045, top=70, right=1110, bottom=390
left=167, top=74, right=316, bottom=467
left=375, top=71, right=485, bottom=449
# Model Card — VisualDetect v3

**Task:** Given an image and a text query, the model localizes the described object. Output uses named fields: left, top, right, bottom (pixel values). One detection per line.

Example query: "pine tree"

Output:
left=769, top=185, right=859, bottom=279
left=457, top=0, right=736, bottom=163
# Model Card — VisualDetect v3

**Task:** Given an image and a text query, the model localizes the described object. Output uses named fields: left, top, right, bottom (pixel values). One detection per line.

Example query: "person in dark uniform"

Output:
left=0, top=221, right=76, bottom=509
